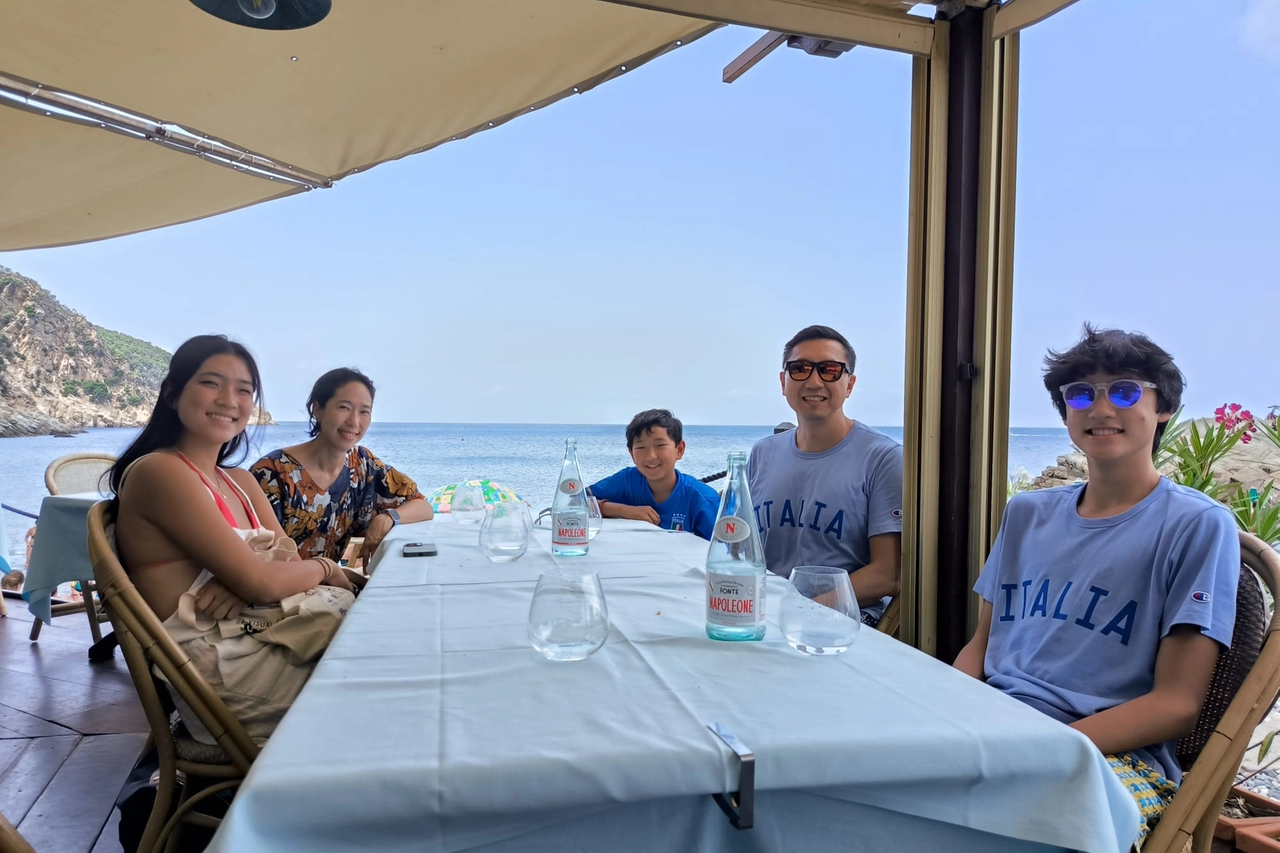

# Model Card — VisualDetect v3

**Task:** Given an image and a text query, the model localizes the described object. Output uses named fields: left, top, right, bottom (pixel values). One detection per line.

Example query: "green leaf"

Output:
left=1261, top=730, right=1277, bottom=763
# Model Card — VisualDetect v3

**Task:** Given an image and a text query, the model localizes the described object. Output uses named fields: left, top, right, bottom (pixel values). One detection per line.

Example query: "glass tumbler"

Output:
left=479, top=501, right=532, bottom=562
left=528, top=571, right=610, bottom=662
left=779, top=566, right=861, bottom=655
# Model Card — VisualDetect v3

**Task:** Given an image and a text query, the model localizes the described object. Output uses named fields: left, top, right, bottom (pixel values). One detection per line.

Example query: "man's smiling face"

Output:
left=780, top=338, right=855, bottom=426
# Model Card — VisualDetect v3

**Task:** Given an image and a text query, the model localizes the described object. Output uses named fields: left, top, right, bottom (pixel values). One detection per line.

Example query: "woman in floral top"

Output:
left=251, top=368, right=433, bottom=563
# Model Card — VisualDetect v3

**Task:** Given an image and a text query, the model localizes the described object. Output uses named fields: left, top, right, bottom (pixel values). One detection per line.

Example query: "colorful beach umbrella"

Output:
left=427, top=479, right=523, bottom=513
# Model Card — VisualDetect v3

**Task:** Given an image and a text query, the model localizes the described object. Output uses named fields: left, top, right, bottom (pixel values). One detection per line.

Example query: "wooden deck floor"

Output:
left=1, top=594, right=147, bottom=853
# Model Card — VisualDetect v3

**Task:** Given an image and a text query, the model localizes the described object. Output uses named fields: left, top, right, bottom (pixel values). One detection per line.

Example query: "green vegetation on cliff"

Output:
left=94, top=326, right=171, bottom=387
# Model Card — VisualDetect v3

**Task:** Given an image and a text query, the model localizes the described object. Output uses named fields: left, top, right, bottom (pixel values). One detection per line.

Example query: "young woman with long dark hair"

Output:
left=108, top=335, right=356, bottom=743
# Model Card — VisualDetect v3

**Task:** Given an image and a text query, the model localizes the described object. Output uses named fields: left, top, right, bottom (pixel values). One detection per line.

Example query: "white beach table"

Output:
left=208, top=514, right=1139, bottom=853
left=23, top=490, right=104, bottom=623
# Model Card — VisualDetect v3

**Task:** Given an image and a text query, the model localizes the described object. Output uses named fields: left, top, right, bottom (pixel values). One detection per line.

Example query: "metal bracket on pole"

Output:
left=708, top=722, right=755, bottom=830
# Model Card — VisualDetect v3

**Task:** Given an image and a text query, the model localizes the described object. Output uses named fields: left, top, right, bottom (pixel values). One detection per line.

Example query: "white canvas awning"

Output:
left=0, top=0, right=718, bottom=250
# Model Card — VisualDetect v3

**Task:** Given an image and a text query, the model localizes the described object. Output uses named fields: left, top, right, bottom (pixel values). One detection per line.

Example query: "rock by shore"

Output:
left=0, top=399, right=83, bottom=437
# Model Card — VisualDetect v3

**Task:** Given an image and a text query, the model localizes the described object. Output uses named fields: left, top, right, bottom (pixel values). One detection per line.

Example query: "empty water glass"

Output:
left=587, top=495, right=603, bottom=540
left=480, top=501, right=532, bottom=562
left=528, top=571, right=610, bottom=662
left=779, top=566, right=861, bottom=655
left=452, top=479, right=487, bottom=525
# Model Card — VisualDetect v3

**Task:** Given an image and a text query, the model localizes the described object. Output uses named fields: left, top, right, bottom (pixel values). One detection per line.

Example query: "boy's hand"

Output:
left=625, top=506, right=661, bottom=526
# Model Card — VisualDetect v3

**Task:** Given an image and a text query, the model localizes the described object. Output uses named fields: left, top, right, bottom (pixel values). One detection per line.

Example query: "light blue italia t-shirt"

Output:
left=589, top=467, right=720, bottom=540
left=974, top=478, right=1239, bottom=783
left=747, top=421, right=904, bottom=621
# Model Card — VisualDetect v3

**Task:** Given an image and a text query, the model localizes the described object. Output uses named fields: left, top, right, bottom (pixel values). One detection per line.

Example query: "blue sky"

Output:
left=1, top=0, right=1276, bottom=428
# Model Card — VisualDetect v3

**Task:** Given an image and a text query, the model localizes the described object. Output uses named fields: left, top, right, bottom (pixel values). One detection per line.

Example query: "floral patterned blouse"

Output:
left=251, top=446, right=425, bottom=561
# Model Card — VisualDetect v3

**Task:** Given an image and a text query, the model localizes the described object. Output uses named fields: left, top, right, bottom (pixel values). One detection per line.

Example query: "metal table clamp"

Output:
left=708, top=722, right=755, bottom=830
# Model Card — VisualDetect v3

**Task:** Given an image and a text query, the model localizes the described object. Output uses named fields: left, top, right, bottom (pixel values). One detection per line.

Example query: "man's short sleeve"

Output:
left=867, top=442, right=904, bottom=538
left=1162, top=504, right=1239, bottom=647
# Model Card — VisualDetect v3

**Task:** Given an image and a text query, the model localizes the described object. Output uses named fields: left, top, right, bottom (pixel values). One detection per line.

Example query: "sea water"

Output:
left=0, top=423, right=1073, bottom=567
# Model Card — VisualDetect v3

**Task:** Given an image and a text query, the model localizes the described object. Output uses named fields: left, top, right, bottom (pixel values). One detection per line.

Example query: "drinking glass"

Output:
left=528, top=571, right=610, bottom=662
left=586, top=495, right=603, bottom=540
left=480, top=501, right=531, bottom=562
left=452, top=479, right=487, bottom=525
left=779, top=566, right=861, bottom=655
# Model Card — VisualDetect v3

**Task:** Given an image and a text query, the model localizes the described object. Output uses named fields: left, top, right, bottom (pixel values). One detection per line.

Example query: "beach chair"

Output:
left=87, top=501, right=259, bottom=853
left=1144, top=530, right=1280, bottom=853
left=27, top=452, right=118, bottom=641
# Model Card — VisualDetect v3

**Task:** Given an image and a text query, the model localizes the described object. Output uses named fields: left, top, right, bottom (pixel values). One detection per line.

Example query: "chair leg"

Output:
left=85, top=596, right=102, bottom=644
left=28, top=619, right=42, bottom=641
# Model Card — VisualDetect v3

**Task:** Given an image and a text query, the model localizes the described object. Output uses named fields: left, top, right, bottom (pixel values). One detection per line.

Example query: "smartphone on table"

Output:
left=402, top=542, right=438, bottom=558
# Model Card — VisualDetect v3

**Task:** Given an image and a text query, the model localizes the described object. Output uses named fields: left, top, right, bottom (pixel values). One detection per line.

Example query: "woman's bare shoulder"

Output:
left=120, top=452, right=187, bottom=487
left=224, top=467, right=262, bottom=491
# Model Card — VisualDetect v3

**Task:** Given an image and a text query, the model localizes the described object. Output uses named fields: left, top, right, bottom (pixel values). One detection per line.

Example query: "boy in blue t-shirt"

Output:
left=955, top=325, right=1238, bottom=847
left=590, top=409, right=720, bottom=540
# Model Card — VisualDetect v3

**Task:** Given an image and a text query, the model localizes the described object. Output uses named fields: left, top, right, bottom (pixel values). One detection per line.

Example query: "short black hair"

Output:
left=782, top=325, right=856, bottom=373
left=307, top=368, right=376, bottom=437
left=1042, top=324, right=1185, bottom=456
left=626, top=409, right=683, bottom=449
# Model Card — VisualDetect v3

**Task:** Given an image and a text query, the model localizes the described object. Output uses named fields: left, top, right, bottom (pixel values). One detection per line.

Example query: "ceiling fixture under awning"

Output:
left=188, top=0, right=332, bottom=30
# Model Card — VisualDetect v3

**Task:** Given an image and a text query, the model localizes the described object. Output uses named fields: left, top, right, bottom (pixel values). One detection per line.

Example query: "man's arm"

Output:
left=1070, top=626, right=1220, bottom=755
left=848, top=532, right=900, bottom=607
left=954, top=600, right=993, bottom=680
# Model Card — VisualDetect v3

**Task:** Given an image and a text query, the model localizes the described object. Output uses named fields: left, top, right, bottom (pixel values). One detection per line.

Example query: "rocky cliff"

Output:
left=0, top=267, right=270, bottom=437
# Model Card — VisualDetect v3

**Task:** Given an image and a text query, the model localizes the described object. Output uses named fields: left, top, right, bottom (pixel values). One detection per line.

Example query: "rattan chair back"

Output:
left=45, top=452, right=116, bottom=495
left=87, top=501, right=260, bottom=853
left=1145, top=530, right=1280, bottom=853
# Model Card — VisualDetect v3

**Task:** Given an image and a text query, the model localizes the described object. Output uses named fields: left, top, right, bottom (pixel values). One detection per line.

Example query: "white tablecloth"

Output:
left=23, top=491, right=103, bottom=623
left=209, top=516, right=1139, bottom=853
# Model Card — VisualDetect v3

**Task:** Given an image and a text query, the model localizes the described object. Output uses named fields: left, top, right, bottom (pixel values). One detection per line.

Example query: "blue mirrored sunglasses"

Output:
left=1059, top=380, right=1157, bottom=411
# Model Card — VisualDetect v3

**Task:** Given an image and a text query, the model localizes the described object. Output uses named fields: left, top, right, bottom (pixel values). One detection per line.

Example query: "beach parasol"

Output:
left=427, top=480, right=523, bottom=513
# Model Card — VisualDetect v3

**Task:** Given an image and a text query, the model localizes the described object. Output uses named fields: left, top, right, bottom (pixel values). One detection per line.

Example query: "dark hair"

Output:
left=306, top=368, right=376, bottom=437
left=108, top=335, right=264, bottom=496
left=625, top=409, right=683, bottom=449
left=782, top=325, right=857, bottom=373
left=1042, top=324, right=1184, bottom=456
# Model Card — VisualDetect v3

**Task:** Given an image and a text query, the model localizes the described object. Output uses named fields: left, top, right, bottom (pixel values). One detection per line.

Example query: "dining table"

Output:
left=206, top=512, right=1139, bottom=852
left=22, top=490, right=105, bottom=625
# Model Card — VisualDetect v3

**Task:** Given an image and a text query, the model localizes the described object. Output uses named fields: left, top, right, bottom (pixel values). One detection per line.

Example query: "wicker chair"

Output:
left=45, top=452, right=117, bottom=496
left=27, top=452, right=118, bottom=642
left=1144, top=531, right=1280, bottom=853
left=87, top=501, right=259, bottom=853
left=876, top=597, right=901, bottom=637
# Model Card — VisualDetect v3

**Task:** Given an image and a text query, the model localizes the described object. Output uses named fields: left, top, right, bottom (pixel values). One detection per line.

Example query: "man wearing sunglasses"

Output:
left=747, top=325, right=903, bottom=626
left=954, top=325, right=1238, bottom=847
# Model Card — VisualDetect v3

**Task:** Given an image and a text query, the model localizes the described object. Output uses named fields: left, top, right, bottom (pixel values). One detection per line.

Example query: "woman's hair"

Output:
left=306, top=368, right=376, bottom=437
left=107, top=335, right=264, bottom=496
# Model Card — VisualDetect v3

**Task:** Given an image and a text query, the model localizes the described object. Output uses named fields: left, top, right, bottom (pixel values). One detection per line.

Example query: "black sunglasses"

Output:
left=785, top=360, right=851, bottom=382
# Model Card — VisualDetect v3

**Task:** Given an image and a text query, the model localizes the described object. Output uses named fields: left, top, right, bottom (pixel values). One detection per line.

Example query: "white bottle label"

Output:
left=706, top=572, right=765, bottom=627
left=712, top=516, right=751, bottom=543
left=553, top=514, right=588, bottom=547
left=558, top=478, right=584, bottom=496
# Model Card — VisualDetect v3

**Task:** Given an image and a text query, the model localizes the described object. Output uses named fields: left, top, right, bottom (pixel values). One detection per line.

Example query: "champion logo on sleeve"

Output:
left=1191, top=591, right=1212, bottom=603
left=891, top=509, right=902, bottom=519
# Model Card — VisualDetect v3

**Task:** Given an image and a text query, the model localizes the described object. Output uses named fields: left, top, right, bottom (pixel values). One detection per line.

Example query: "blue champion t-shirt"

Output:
left=589, top=467, right=720, bottom=540
left=974, top=478, right=1239, bottom=782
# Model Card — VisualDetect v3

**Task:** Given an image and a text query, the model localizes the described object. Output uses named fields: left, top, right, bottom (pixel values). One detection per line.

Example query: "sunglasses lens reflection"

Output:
left=1063, top=383, right=1095, bottom=410
left=1108, top=381, right=1144, bottom=408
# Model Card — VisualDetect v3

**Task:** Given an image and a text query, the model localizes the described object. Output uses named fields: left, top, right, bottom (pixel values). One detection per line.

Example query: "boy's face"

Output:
left=629, top=427, right=685, bottom=485
left=1062, top=371, right=1169, bottom=465
left=780, top=338, right=856, bottom=424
